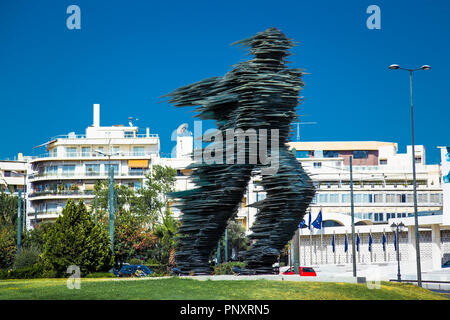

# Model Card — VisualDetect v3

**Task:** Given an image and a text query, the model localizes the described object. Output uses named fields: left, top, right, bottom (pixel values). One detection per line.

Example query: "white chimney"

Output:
left=146, top=127, right=150, bottom=137
left=93, top=104, right=100, bottom=127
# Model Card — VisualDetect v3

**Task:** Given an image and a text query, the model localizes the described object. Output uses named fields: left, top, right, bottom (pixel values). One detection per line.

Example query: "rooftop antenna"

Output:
left=128, top=117, right=139, bottom=127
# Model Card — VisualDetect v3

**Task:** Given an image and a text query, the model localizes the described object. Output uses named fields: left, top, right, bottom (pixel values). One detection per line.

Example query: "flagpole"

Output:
left=299, top=227, right=302, bottom=266
left=350, top=156, right=356, bottom=277
left=320, top=221, right=323, bottom=265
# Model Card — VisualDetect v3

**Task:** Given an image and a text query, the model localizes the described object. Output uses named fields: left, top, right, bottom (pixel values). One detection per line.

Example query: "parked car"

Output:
left=442, top=260, right=450, bottom=268
left=282, top=266, right=316, bottom=276
left=113, top=265, right=154, bottom=277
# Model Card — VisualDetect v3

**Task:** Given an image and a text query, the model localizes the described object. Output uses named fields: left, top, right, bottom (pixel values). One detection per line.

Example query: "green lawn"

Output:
left=0, top=277, right=447, bottom=300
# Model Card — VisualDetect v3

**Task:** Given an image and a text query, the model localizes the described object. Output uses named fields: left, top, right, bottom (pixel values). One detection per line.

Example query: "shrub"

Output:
left=127, top=258, right=144, bottom=265
left=213, top=262, right=246, bottom=275
left=14, top=246, right=41, bottom=270
left=0, top=227, right=16, bottom=269
left=7, top=263, right=45, bottom=279
left=0, top=269, right=8, bottom=279
left=43, top=200, right=114, bottom=277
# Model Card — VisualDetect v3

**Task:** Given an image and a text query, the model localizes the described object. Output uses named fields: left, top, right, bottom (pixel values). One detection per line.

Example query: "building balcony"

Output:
left=29, top=170, right=150, bottom=181
left=30, top=151, right=159, bottom=162
left=29, top=190, right=95, bottom=199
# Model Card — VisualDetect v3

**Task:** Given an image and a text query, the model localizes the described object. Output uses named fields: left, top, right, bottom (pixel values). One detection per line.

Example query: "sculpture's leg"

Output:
left=174, top=162, right=254, bottom=274
left=242, top=147, right=315, bottom=274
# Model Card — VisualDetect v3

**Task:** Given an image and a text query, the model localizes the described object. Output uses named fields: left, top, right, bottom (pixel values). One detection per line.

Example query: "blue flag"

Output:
left=356, top=233, right=360, bottom=252
left=312, top=210, right=322, bottom=230
left=299, top=219, right=305, bottom=229
left=394, top=231, right=397, bottom=251
left=308, top=211, right=312, bottom=230
left=344, top=233, right=348, bottom=252
left=382, top=232, right=387, bottom=252
left=332, top=233, right=335, bottom=253
left=368, top=233, right=373, bottom=252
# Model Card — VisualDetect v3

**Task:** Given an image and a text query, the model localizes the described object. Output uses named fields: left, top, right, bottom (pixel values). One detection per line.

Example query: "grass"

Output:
left=0, top=277, right=447, bottom=300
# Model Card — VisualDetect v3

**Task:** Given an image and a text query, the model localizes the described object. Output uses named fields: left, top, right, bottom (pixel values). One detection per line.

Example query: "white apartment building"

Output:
left=278, top=141, right=449, bottom=273
left=27, top=104, right=160, bottom=227
left=0, top=155, right=28, bottom=195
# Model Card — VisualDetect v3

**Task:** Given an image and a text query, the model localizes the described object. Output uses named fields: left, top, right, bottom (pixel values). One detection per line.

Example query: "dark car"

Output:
left=442, top=260, right=450, bottom=268
left=113, top=265, right=154, bottom=277
left=282, top=266, right=317, bottom=276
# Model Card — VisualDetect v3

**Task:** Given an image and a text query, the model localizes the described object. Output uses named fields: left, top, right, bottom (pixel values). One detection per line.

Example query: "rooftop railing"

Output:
left=50, top=133, right=159, bottom=140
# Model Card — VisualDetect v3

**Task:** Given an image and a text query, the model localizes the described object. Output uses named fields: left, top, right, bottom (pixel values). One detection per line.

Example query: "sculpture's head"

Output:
left=232, top=27, right=294, bottom=61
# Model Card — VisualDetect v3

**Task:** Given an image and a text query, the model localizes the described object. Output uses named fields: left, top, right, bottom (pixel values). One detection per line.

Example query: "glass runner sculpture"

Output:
left=165, top=28, right=315, bottom=274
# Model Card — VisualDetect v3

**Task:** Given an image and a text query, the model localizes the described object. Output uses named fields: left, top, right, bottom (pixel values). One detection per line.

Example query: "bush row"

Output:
left=213, top=262, right=246, bottom=275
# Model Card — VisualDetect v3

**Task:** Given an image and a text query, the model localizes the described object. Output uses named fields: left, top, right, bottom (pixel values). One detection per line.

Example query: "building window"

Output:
left=353, top=151, right=369, bottom=159
left=415, top=156, right=422, bottom=164
left=341, top=194, right=350, bottom=203
left=418, top=193, right=428, bottom=203
left=430, top=193, right=441, bottom=203
left=45, top=166, right=58, bottom=176
left=62, top=165, right=75, bottom=176
left=373, top=194, right=384, bottom=203
left=104, top=164, right=119, bottom=175
left=329, top=194, right=339, bottom=203
left=133, top=146, right=145, bottom=156
left=124, top=131, right=135, bottom=138
left=65, top=147, right=77, bottom=157
left=313, top=162, right=322, bottom=168
left=323, top=151, right=339, bottom=158
left=380, top=159, right=387, bottom=165
left=313, top=150, right=323, bottom=158
left=318, top=194, right=328, bottom=203
left=296, top=151, right=310, bottom=158
left=82, top=147, right=91, bottom=157
left=85, top=164, right=100, bottom=176
left=129, top=167, right=144, bottom=176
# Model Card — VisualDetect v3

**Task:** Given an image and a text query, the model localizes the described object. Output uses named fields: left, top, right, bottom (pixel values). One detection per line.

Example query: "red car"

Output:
left=282, top=266, right=316, bottom=276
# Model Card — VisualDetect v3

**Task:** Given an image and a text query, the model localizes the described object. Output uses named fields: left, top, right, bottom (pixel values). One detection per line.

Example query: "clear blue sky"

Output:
left=0, top=0, right=449, bottom=163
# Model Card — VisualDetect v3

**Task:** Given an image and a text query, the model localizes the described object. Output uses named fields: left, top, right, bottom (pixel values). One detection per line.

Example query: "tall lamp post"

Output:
left=95, top=148, right=121, bottom=252
left=12, top=171, right=27, bottom=232
left=388, top=63, right=430, bottom=287
left=391, top=222, right=405, bottom=282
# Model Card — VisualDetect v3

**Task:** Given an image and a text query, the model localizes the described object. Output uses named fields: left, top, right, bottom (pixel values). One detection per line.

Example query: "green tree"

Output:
left=91, top=180, right=138, bottom=221
left=42, top=200, right=113, bottom=276
left=212, top=219, right=249, bottom=263
left=135, top=165, right=176, bottom=226
left=149, top=209, right=180, bottom=267
left=0, top=227, right=15, bottom=269
left=0, top=191, right=18, bottom=269
left=113, top=212, right=156, bottom=266
left=0, top=191, right=18, bottom=227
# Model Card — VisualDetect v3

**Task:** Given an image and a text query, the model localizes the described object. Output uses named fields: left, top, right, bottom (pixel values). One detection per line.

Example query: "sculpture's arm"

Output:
left=162, top=77, right=222, bottom=107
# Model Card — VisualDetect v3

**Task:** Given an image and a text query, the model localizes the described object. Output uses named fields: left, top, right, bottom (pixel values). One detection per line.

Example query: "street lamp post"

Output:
left=95, top=148, right=121, bottom=252
left=391, top=222, right=405, bottom=282
left=11, top=171, right=27, bottom=232
left=350, top=156, right=357, bottom=277
left=388, top=64, right=430, bottom=287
